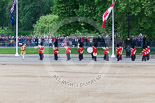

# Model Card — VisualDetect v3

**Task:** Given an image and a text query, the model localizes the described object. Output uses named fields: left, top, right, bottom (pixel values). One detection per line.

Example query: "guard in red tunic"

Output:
left=38, top=42, right=44, bottom=60
left=103, top=46, right=109, bottom=61
left=54, top=47, right=59, bottom=61
left=53, top=39, right=59, bottom=61
left=119, top=46, right=123, bottom=60
left=134, top=46, right=137, bottom=59
left=66, top=42, right=71, bottom=61
left=116, top=45, right=121, bottom=61
left=78, top=43, right=84, bottom=61
left=92, top=45, right=97, bottom=61
left=142, top=48, right=146, bottom=61
left=131, top=47, right=136, bottom=61
left=146, top=46, right=150, bottom=60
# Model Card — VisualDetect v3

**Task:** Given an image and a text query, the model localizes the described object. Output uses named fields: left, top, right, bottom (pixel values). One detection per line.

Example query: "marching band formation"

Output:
left=20, top=39, right=151, bottom=62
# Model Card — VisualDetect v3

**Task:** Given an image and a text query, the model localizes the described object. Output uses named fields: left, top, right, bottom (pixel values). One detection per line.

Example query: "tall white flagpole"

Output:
left=15, top=0, right=19, bottom=56
left=111, top=0, right=116, bottom=58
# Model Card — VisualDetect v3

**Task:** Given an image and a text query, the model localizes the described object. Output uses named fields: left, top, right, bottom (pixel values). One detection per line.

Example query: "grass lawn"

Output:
left=0, top=48, right=155, bottom=55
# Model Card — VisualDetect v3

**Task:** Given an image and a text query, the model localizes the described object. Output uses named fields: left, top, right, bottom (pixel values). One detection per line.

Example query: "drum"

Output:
left=93, top=53, right=97, bottom=56
left=87, top=47, right=93, bottom=53
left=102, top=47, right=106, bottom=50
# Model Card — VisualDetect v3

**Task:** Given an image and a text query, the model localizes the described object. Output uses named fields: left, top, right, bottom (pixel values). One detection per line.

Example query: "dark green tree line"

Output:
left=0, top=0, right=154, bottom=39
left=0, top=0, right=53, bottom=31
left=51, top=0, right=155, bottom=39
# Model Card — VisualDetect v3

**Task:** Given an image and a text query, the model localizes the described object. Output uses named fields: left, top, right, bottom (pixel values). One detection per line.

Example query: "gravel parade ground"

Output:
left=0, top=54, right=155, bottom=103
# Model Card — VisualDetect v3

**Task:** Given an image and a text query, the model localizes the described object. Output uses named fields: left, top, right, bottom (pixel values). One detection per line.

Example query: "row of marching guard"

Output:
left=20, top=39, right=151, bottom=62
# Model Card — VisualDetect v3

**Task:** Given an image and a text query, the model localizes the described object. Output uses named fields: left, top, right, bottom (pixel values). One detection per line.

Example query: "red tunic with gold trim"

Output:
left=142, top=49, right=146, bottom=56
left=146, top=46, right=150, bottom=55
left=78, top=47, right=84, bottom=55
left=54, top=47, right=59, bottom=54
left=66, top=47, right=71, bottom=53
left=148, top=46, right=150, bottom=53
left=93, top=47, right=97, bottom=53
left=104, top=48, right=109, bottom=54
left=131, top=49, right=136, bottom=55
left=39, top=47, right=44, bottom=54
left=116, top=48, right=121, bottom=55
left=119, top=47, right=123, bottom=55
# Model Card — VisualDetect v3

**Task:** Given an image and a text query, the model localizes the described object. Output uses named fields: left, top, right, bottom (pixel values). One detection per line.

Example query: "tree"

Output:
left=94, top=0, right=155, bottom=39
left=51, top=0, right=114, bottom=35
left=1, top=0, right=155, bottom=39
left=0, top=0, right=8, bottom=29
left=18, top=0, right=54, bottom=30
left=52, top=0, right=80, bottom=34
left=33, top=14, right=59, bottom=35
left=1, top=0, right=54, bottom=31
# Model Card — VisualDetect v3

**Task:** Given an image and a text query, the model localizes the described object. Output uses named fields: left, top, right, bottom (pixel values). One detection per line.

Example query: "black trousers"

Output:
left=117, top=55, right=120, bottom=61
left=91, top=53, right=94, bottom=59
left=147, top=54, right=150, bottom=60
left=105, top=54, right=109, bottom=61
left=94, top=56, right=97, bottom=61
left=104, top=54, right=106, bottom=60
left=142, top=55, right=146, bottom=61
left=91, top=53, right=97, bottom=61
left=39, top=53, right=43, bottom=60
left=131, top=55, right=135, bottom=61
left=79, top=54, right=83, bottom=61
left=82, top=54, right=83, bottom=59
left=104, top=54, right=109, bottom=61
left=54, top=54, right=58, bottom=60
left=66, top=53, right=71, bottom=60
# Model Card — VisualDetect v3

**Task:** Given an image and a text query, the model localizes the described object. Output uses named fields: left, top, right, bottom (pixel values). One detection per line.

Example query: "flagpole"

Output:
left=111, top=0, right=116, bottom=58
left=15, top=0, right=19, bottom=56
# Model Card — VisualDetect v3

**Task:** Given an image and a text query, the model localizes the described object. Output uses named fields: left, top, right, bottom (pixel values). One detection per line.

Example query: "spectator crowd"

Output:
left=0, top=34, right=154, bottom=48
left=0, top=35, right=111, bottom=47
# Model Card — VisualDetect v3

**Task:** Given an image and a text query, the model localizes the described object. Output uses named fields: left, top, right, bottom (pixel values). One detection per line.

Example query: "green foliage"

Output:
left=52, top=0, right=79, bottom=34
left=0, top=0, right=9, bottom=28
left=0, top=27, right=32, bottom=36
left=114, top=0, right=155, bottom=39
left=51, top=0, right=101, bottom=35
left=18, top=0, right=54, bottom=30
left=33, top=14, right=59, bottom=36
left=0, top=0, right=54, bottom=33
left=0, top=0, right=154, bottom=39
left=51, top=0, right=155, bottom=39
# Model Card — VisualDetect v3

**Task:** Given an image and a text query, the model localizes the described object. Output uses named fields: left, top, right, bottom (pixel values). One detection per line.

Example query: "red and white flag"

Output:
left=19, top=43, right=23, bottom=46
left=102, top=1, right=116, bottom=28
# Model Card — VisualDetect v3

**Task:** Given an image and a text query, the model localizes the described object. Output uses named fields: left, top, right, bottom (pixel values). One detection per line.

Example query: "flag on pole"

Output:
left=102, top=1, right=116, bottom=28
left=19, top=43, right=23, bottom=46
left=10, top=0, right=16, bottom=26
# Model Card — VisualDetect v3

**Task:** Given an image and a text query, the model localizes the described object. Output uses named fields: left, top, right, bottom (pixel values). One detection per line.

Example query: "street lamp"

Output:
left=123, top=0, right=131, bottom=58
left=125, top=0, right=130, bottom=44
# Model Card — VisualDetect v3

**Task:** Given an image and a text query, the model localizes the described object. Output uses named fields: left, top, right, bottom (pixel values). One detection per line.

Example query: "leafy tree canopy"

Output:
left=33, top=14, right=59, bottom=36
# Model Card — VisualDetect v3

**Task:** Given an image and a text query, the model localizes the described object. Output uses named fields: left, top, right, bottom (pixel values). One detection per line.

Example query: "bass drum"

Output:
left=93, top=53, right=97, bottom=56
left=87, top=47, right=93, bottom=53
